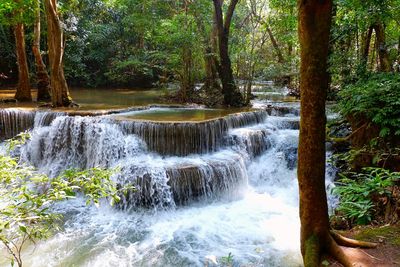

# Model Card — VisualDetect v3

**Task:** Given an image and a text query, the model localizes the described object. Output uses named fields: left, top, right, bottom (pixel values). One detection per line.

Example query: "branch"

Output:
left=1, top=239, right=21, bottom=267
left=212, top=0, right=224, bottom=38
left=224, top=0, right=239, bottom=34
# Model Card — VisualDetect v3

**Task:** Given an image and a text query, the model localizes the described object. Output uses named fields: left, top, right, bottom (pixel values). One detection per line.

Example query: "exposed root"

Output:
left=330, top=230, right=378, bottom=248
left=322, top=231, right=379, bottom=267
left=326, top=234, right=354, bottom=267
left=344, top=122, right=369, bottom=141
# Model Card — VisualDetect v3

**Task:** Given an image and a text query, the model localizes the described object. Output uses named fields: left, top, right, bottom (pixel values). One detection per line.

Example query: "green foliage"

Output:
left=0, top=136, right=132, bottom=266
left=104, top=52, right=163, bottom=87
left=329, top=0, right=400, bottom=86
left=220, top=252, right=234, bottom=267
left=0, top=0, right=36, bottom=25
left=231, top=0, right=298, bottom=82
left=333, top=168, right=400, bottom=225
left=5, top=131, right=30, bottom=153
left=338, top=73, right=400, bottom=138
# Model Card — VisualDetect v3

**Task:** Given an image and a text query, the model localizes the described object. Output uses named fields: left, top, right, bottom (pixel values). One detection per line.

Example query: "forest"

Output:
left=0, top=0, right=400, bottom=266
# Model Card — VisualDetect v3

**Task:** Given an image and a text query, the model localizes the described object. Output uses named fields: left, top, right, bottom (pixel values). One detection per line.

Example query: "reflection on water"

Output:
left=1, top=83, right=299, bottom=111
left=0, top=88, right=173, bottom=110
left=114, top=108, right=252, bottom=122
left=69, top=88, right=173, bottom=109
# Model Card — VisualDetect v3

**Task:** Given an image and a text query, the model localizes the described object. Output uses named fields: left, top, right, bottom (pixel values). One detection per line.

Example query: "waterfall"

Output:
left=120, top=119, right=227, bottom=156
left=118, top=110, right=267, bottom=156
left=12, top=109, right=273, bottom=209
left=2, top=107, right=305, bottom=211
left=0, top=109, right=35, bottom=140
left=1, top=104, right=323, bottom=267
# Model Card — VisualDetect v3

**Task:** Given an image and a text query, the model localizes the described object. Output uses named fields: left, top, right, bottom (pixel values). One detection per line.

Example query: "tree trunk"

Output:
left=298, top=1, right=377, bottom=266
left=266, top=26, right=285, bottom=64
left=203, top=45, right=221, bottom=96
left=212, top=0, right=244, bottom=107
left=373, top=22, right=391, bottom=72
left=14, top=23, right=32, bottom=102
left=360, top=26, right=373, bottom=71
left=179, top=46, right=194, bottom=102
left=33, top=0, right=51, bottom=102
left=193, top=7, right=222, bottom=107
left=298, top=0, right=337, bottom=265
left=45, top=0, right=73, bottom=107
left=397, top=36, right=400, bottom=72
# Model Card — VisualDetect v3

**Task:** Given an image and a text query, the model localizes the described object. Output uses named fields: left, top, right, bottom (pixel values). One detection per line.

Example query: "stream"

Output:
left=0, top=87, right=334, bottom=267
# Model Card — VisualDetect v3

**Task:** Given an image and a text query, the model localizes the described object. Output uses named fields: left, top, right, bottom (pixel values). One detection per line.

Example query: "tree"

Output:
left=45, top=0, right=73, bottom=107
left=32, top=0, right=51, bottom=102
left=297, top=0, right=376, bottom=266
left=373, top=21, right=391, bottom=72
left=4, top=1, right=33, bottom=102
left=13, top=21, right=31, bottom=101
left=212, top=0, right=244, bottom=107
left=189, top=0, right=223, bottom=106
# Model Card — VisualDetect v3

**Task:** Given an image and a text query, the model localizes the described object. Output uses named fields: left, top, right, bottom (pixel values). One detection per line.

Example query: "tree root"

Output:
left=326, top=234, right=353, bottom=267
left=330, top=230, right=378, bottom=248
left=325, top=231, right=378, bottom=267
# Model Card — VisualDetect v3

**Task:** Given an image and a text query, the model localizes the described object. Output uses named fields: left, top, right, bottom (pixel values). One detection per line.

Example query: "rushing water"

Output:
left=0, top=92, right=334, bottom=267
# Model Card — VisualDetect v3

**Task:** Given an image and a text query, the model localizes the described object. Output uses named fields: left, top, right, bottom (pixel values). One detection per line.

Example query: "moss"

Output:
left=354, top=225, right=400, bottom=246
left=304, top=234, right=320, bottom=267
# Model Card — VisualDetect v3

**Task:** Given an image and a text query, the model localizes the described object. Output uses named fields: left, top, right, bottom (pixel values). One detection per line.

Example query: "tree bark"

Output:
left=212, top=0, right=244, bottom=107
left=397, top=36, right=400, bottom=72
left=179, top=45, right=194, bottom=102
left=298, top=1, right=377, bottom=266
left=14, top=23, right=32, bottom=102
left=360, top=26, right=373, bottom=71
left=373, top=22, right=391, bottom=72
left=45, top=0, right=73, bottom=107
left=205, top=9, right=221, bottom=98
left=298, top=0, right=332, bottom=265
left=33, top=0, right=51, bottom=102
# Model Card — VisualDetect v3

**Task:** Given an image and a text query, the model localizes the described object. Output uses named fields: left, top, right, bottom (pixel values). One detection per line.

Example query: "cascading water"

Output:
left=0, top=109, right=35, bottom=140
left=0, top=104, right=334, bottom=267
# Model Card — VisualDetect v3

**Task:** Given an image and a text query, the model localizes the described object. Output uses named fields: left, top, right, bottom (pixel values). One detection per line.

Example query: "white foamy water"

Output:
left=0, top=106, right=335, bottom=267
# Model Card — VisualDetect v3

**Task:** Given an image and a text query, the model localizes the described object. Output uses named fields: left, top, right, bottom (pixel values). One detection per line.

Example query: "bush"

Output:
left=338, top=73, right=400, bottom=138
left=332, top=168, right=400, bottom=225
left=0, top=134, right=131, bottom=267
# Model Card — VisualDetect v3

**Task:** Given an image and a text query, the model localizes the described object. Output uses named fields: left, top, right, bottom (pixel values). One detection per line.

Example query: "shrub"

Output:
left=0, top=134, right=131, bottom=267
left=338, top=73, right=400, bottom=138
left=332, top=167, right=400, bottom=225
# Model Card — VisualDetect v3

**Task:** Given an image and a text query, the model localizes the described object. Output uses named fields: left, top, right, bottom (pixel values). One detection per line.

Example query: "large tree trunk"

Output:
left=298, top=1, right=377, bottom=266
left=45, top=0, right=73, bottom=107
left=179, top=46, right=194, bottom=102
left=33, top=0, right=51, bottom=102
left=298, top=0, right=331, bottom=261
left=14, top=23, right=32, bottom=102
left=203, top=45, right=222, bottom=99
left=212, top=0, right=244, bottom=107
left=373, top=22, right=391, bottom=72
left=194, top=9, right=222, bottom=107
